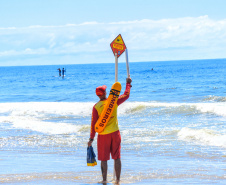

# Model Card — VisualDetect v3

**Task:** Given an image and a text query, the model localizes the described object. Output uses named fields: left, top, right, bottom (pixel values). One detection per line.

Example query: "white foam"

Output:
left=203, top=95, right=226, bottom=102
left=0, top=102, right=225, bottom=134
left=195, top=103, right=226, bottom=117
left=178, top=127, right=226, bottom=148
left=0, top=102, right=94, bottom=118
left=0, top=102, right=94, bottom=134
left=1, top=102, right=225, bottom=118
left=12, top=117, right=88, bottom=134
left=118, top=102, right=226, bottom=117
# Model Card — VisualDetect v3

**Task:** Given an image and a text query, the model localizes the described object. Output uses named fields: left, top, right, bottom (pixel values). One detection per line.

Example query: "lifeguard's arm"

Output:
left=117, top=82, right=132, bottom=106
left=90, top=106, right=98, bottom=140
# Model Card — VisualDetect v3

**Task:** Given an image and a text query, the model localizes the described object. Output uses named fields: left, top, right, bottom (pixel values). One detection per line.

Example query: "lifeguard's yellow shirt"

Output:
left=94, top=100, right=119, bottom=135
left=90, top=83, right=131, bottom=139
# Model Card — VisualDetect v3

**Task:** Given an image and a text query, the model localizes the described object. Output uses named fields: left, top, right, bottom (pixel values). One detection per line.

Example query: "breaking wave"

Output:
left=0, top=102, right=225, bottom=118
left=178, top=127, right=226, bottom=148
left=0, top=101, right=225, bottom=132
left=119, top=101, right=226, bottom=117
left=202, top=95, right=226, bottom=102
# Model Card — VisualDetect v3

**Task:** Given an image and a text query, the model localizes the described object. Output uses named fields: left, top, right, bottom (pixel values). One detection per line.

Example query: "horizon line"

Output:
left=1, top=57, right=225, bottom=67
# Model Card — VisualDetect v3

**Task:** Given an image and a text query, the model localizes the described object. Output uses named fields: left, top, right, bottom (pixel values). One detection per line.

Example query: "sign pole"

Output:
left=114, top=53, right=118, bottom=181
left=125, top=49, right=130, bottom=78
left=115, top=53, right=118, bottom=82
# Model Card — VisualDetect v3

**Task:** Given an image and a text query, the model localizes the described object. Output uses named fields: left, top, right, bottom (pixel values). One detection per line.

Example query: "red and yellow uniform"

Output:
left=90, top=83, right=131, bottom=161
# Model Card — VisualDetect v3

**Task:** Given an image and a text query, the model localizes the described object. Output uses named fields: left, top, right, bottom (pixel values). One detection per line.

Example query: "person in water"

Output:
left=88, top=77, right=132, bottom=184
left=57, top=68, right=61, bottom=76
left=62, top=68, right=66, bottom=76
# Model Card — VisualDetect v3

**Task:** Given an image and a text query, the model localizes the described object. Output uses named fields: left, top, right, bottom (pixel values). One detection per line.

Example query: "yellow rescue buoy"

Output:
left=95, top=82, right=122, bottom=133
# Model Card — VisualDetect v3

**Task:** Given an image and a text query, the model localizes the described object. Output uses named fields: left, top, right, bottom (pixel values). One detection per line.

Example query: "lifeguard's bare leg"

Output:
left=114, top=158, right=121, bottom=183
left=101, top=161, right=108, bottom=182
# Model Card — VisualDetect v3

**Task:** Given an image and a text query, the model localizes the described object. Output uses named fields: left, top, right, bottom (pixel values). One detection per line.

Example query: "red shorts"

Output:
left=97, top=130, right=121, bottom=161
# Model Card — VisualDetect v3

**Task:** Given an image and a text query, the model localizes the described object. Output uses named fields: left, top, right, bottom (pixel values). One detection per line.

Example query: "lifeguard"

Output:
left=88, top=77, right=132, bottom=184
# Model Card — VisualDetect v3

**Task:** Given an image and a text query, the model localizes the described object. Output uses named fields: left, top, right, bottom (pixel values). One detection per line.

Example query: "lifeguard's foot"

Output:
left=98, top=180, right=108, bottom=184
left=114, top=180, right=120, bottom=185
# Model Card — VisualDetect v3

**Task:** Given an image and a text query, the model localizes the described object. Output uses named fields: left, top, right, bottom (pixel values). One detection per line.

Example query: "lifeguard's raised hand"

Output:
left=126, top=77, right=132, bottom=84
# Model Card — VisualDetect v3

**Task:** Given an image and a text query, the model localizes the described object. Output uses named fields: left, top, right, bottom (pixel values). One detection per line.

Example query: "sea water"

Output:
left=0, top=59, right=225, bottom=184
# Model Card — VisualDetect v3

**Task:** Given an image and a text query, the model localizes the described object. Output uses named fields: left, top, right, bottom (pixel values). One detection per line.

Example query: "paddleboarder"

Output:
left=57, top=68, right=61, bottom=76
left=62, top=68, right=66, bottom=77
left=88, top=77, right=132, bottom=184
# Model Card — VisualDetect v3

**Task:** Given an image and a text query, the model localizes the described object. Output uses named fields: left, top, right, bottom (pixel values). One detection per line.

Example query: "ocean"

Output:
left=0, top=59, right=225, bottom=185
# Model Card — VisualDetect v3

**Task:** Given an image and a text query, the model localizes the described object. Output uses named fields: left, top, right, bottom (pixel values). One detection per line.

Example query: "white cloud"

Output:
left=0, top=48, right=49, bottom=57
left=1, top=16, right=226, bottom=65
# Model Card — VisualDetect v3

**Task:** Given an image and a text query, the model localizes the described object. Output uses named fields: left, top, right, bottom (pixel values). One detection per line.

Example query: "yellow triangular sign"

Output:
left=114, top=35, right=124, bottom=44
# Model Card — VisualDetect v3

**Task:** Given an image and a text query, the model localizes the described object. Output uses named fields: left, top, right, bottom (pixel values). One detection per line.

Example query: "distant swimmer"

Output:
left=151, top=68, right=154, bottom=71
left=57, top=68, right=61, bottom=76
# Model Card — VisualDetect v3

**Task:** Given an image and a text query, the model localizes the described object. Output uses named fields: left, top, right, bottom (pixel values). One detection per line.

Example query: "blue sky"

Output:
left=1, top=0, right=226, bottom=66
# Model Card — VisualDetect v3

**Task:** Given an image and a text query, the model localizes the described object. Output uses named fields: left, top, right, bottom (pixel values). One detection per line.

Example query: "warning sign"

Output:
left=110, top=34, right=126, bottom=58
